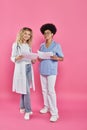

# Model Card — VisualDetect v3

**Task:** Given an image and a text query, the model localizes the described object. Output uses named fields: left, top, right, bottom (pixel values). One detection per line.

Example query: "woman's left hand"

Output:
left=50, top=55, right=58, bottom=60
left=50, top=55, right=64, bottom=61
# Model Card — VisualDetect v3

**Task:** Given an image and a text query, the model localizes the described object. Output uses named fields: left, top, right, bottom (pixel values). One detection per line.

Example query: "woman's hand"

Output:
left=31, top=59, right=36, bottom=64
left=50, top=55, right=58, bottom=60
left=15, top=55, right=24, bottom=62
left=50, top=55, right=63, bottom=61
left=37, top=57, right=43, bottom=62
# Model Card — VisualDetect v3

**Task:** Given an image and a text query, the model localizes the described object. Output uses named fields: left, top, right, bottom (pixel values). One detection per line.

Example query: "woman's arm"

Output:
left=11, top=43, right=24, bottom=62
left=15, top=55, right=24, bottom=62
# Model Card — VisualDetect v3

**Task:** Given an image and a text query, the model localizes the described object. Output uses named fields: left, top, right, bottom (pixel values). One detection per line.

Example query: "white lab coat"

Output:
left=11, top=43, right=35, bottom=94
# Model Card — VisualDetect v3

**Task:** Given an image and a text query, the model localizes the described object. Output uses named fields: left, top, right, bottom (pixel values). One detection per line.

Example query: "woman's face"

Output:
left=22, top=30, right=31, bottom=42
left=44, top=30, right=53, bottom=40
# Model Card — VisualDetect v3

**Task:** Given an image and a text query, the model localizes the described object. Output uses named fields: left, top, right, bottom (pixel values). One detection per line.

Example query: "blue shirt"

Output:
left=39, top=41, right=64, bottom=75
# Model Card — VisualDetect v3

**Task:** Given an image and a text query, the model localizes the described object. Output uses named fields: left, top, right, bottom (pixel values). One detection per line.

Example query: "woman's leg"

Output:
left=24, top=91, right=33, bottom=120
left=24, top=92, right=31, bottom=113
left=20, top=95, right=25, bottom=113
left=40, top=75, right=49, bottom=108
left=20, top=94, right=25, bottom=109
left=47, top=75, right=58, bottom=116
left=24, top=64, right=32, bottom=113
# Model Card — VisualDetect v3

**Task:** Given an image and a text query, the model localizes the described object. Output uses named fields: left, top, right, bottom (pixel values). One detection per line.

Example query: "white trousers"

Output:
left=40, top=75, right=58, bottom=116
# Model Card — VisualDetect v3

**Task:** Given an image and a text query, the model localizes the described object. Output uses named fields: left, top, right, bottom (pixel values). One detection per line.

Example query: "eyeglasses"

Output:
left=44, top=32, right=52, bottom=35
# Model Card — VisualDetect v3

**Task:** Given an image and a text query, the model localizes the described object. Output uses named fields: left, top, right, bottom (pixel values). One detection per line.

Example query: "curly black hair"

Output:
left=40, top=23, right=57, bottom=35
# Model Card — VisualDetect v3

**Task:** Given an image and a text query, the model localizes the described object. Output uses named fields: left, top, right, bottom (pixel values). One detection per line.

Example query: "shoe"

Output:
left=20, top=108, right=25, bottom=113
left=29, top=111, right=33, bottom=115
left=50, top=115, right=59, bottom=122
left=40, top=107, right=49, bottom=114
left=24, top=111, right=33, bottom=120
left=24, top=113, right=30, bottom=120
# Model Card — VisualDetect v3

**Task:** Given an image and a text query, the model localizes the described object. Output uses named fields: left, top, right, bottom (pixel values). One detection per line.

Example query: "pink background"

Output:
left=0, top=0, right=87, bottom=130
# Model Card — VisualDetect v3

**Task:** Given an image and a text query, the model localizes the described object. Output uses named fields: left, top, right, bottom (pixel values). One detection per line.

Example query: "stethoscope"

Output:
left=16, top=43, right=32, bottom=55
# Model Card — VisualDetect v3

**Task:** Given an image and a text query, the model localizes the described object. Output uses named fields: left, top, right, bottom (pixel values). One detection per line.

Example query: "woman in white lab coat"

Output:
left=11, top=27, right=36, bottom=120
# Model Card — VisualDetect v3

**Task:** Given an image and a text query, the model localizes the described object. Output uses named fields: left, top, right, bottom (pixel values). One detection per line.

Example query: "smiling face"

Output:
left=44, top=29, right=53, bottom=40
left=16, top=27, right=33, bottom=45
left=22, top=30, right=31, bottom=42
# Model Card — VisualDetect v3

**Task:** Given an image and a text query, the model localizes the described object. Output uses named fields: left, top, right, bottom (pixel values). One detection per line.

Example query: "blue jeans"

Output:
left=20, top=93, right=31, bottom=112
left=20, top=64, right=32, bottom=113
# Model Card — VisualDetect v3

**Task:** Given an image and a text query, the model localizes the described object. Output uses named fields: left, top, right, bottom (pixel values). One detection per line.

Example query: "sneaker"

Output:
left=40, top=107, right=49, bottom=114
left=24, top=113, right=30, bottom=120
left=29, top=111, right=33, bottom=115
left=20, top=108, right=25, bottom=113
left=50, top=115, right=59, bottom=122
left=24, top=111, right=33, bottom=120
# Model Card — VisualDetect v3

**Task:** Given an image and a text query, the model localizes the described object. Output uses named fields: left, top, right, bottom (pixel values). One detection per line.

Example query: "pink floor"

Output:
left=0, top=92, right=87, bottom=130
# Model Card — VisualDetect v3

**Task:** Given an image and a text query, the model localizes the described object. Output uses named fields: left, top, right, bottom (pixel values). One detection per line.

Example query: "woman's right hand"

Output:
left=15, top=55, right=24, bottom=62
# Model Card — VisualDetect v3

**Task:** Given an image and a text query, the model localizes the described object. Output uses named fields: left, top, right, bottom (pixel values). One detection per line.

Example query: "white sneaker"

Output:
left=24, top=113, right=30, bottom=120
left=40, top=107, right=49, bottom=114
left=29, top=111, right=33, bottom=115
left=20, top=109, right=25, bottom=113
left=24, top=111, right=33, bottom=120
left=50, top=115, right=59, bottom=122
